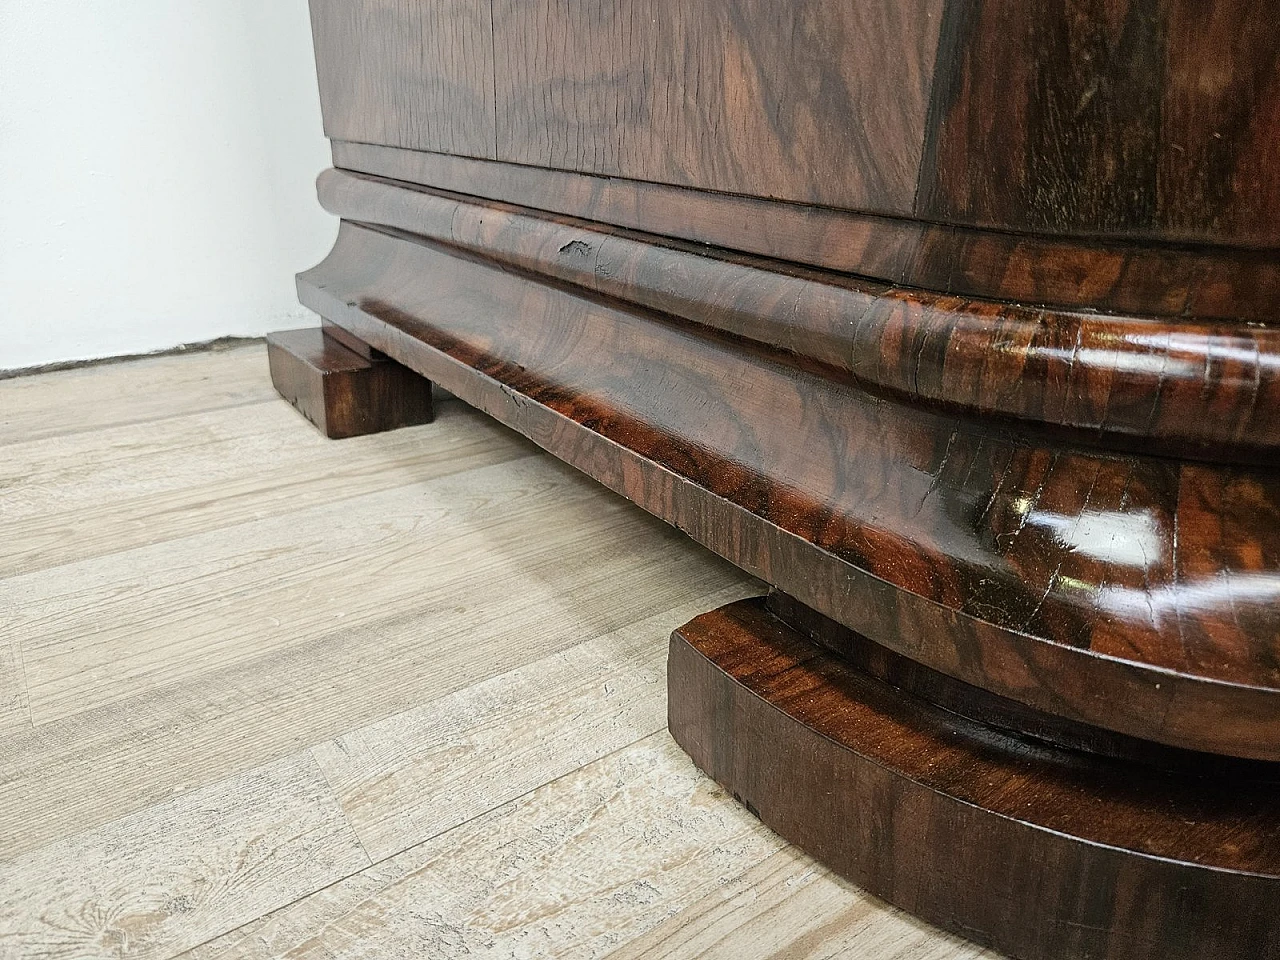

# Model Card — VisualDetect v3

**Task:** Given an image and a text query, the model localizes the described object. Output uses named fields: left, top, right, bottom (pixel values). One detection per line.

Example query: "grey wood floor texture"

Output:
left=0, top=344, right=986, bottom=959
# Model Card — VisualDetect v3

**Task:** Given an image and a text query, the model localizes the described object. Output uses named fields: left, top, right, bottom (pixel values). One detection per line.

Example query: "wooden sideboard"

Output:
left=270, top=3, right=1280, bottom=957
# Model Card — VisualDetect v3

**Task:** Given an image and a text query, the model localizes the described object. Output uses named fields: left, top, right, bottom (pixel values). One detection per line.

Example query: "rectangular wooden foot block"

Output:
left=266, top=327, right=432, bottom=439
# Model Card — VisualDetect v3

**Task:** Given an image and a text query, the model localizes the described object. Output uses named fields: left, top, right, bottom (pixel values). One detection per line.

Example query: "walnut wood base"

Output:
left=295, top=219, right=1280, bottom=762
left=281, top=166, right=1280, bottom=960
left=668, top=595, right=1280, bottom=960
left=266, top=327, right=432, bottom=439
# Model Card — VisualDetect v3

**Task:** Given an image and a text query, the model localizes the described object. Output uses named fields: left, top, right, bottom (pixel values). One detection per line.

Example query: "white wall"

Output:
left=0, top=1, right=336, bottom=372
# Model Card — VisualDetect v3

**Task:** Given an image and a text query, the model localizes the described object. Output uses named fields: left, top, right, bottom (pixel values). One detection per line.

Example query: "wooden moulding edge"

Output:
left=316, top=164, right=1280, bottom=461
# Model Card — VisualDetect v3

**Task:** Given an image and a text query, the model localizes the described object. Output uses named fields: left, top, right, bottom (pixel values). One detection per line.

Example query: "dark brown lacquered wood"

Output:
left=668, top=596, right=1280, bottom=960
left=299, top=222, right=1280, bottom=760
left=319, top=169, right=1280, bottom=461
left=298, top=3, right=1280, bottom=953
left=919, top=0, right=1280, bottom=246
left=266, top=327, right=433, bottom=439
left=1159, top=1, right=1280, bottom=242
left=332, top=142, right=1280, bottom=326
left=764, top=590, right=1280, bottom=774
left=491, top=0, right=942, bottom=215
left=308, top=0, right=495, bottom=158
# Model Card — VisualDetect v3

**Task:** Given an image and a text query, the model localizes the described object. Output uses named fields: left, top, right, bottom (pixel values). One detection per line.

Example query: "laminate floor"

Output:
left=0, top=343, right=990, bottom=959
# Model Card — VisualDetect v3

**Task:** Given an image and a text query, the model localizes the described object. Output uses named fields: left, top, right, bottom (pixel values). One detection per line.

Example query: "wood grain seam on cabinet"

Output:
left=330, top=140, right=1280, bottom=254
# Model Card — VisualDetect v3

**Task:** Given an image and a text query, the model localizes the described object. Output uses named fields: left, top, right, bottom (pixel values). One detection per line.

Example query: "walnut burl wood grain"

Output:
left=299, top=222, right=1280, bottom=761
left=492, top=0, right=942, bottom=215
left=316, top=0, right=1280, bottom=247
left=308, top=0, right=495, bottom=159
left=668, top=596, right=1280, bottom=960
left=266, top=327, right=432, bottom=439
left=319, top=169, right=1280, bottom=461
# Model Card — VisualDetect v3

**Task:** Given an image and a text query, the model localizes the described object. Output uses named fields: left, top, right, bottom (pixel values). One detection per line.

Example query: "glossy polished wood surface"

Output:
left=920, top=0, right=1280, bottom=244
left=491, top=0, right=943, bottom=214
left=299, top=222, right=1280, bottom=761
left=318, top=169, right=1280, bottom=460
left=317, top=0, right=1280, bottom=247
left=295, top=2, right=1280, bottom=955
left=333, top=141, right=1280, bottom=324
left=669, top=596, right=1280, bottom=960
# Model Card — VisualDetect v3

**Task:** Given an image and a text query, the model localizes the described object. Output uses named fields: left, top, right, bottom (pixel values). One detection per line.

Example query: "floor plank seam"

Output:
left=0, top=397, right=279, bottom=450
left=174, top=724, right=673, bottom=960
left=15, top=632, right=33, bottom=735
left=308, top=747, right=376, bottom=869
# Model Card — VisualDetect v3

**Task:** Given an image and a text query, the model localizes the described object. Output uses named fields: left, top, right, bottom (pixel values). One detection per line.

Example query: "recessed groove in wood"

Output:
left=318, top=168, right=1280, bottom=459
left=266, top=326, right=433, bottom=439
left=333, top=141, right=1280, bottom=325
left=298, top=222, right=1280, bottom=761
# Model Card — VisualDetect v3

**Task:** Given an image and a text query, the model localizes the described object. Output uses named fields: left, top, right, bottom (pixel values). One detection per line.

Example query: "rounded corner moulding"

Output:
left=295, top=220, right=1280, bottom=763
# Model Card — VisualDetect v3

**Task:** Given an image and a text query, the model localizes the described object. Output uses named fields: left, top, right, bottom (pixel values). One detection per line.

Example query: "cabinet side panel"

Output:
left=1158, top=0, right=1280, bottom=243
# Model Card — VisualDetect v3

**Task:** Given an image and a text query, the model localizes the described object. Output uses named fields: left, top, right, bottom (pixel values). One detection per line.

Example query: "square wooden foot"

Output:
left=266, top=327, right=433, bottom=439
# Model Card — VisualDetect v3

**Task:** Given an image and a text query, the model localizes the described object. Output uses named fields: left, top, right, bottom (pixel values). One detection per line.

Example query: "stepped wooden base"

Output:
left=266, top=327, right=432, bottom=439
left=280, top=167, right=1280, bottom=959
left=668, top=595, right=1280, bottom=960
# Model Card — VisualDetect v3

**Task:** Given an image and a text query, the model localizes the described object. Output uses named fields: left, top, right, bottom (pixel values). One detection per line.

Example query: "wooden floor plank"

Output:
left=0, top=345, right=274, bottom=446
left=9, top=454, right=688, bottom=726
left=607, top=848, right=993, bottom=960
left=0, top=344, right=977, bottom=957
left=0, top=397, right=528, bottom=577
left=0, top=530, right=747, bottom=862
left=310, top=588, right=747, bottom=862
left=179, top=735, right=786, bottom=960
left=0, top=752, right=369, bottom=960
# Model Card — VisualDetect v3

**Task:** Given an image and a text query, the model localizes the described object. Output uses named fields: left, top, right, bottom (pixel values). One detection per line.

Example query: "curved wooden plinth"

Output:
left=668, top=597, right=1280, bottom=960
left=297, top=218, right=1280, bottom=761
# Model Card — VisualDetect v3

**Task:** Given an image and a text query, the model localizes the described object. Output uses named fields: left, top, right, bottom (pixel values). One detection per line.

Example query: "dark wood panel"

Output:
left=919, top=0, right=1280, bottom=245
left=334, top=142, right=1280, bottom=324
left=309, top=0, right=495, bottom=158
left=668, top=597, right=1280, bottom=960
left=491, top=0, right=943, bottom=215
left=919, top=0, right=1164, bottom=234
left=1159, top=0, right=1280, bottom=239
left=298, top=223, right=1280, bottom=759
left=318, top=168, right=1280, bottom=460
